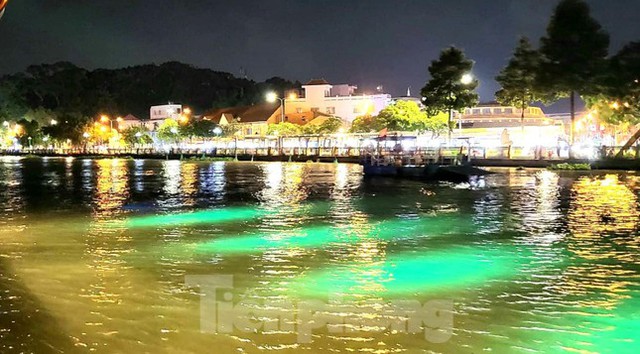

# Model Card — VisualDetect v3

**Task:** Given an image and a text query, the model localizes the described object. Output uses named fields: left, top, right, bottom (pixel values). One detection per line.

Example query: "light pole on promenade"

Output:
left=265, top=92, right=285, bottom=123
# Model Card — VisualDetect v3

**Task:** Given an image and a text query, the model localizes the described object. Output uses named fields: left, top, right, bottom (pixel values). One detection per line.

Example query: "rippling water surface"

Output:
left=0, top=157, right=638, bottom=353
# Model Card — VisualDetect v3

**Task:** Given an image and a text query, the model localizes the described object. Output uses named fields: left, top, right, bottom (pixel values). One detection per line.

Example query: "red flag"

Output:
left=378, top=127, right=388, bottom=137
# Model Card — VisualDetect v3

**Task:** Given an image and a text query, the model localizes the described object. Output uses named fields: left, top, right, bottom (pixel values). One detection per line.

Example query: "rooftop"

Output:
left=304, top=79, right=330, bottom=86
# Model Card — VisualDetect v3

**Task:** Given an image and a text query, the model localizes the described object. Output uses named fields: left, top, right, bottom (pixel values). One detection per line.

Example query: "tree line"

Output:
left=0, top=61, right=299, bottom=145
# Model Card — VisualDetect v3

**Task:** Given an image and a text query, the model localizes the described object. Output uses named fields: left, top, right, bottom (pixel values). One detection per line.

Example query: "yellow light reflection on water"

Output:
left=558, top=174, right=640, bottom=310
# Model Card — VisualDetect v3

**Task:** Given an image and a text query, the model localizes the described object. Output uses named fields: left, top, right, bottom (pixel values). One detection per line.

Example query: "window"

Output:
left=482, top=108, right=492, bottom=115
left=296, top=107, right=302, bottom=113
left=472, top=109, right=481, bottom=115
left=354, top=107, right=362, bottom=114
left=464, top=109, right=471, bottom=115
left=504, top=108, right=513, bottom=114
left=311, top=107, right=319, bottom=113
left=493, top=108, right=502, bottom=114
left=326, top=107, right=335, bottom=114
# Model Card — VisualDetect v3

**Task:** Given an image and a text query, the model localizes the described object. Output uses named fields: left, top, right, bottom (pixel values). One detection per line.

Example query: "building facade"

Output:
left=456, top=103, right=565, bottom=147
left=203, top=103, right=281, bottom=136
left=283, top=79, right=391, bottom=123
left=150, top=104, right=184, bottom=121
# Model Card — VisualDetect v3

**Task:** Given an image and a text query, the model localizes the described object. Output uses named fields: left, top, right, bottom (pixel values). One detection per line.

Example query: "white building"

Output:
left=284, top=79, right=391, bottom=123
left=150, top=103, right=183, bottom=121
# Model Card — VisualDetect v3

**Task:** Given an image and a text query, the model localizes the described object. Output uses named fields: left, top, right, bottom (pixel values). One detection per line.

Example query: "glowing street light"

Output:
left=50, top=119, right=58, bottom=125
left=213, top=126, right=223, bottom=136
left=82, top=132, right=91, bottom=138
left=456, top=73, right=474, bottom=132
left=461, top=73, right=474, bottom=85
left=266, top=92, right=285, bottom=123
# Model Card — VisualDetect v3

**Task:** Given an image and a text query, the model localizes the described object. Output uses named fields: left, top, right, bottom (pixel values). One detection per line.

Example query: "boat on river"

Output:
left=361, top=154, right=492, bottom=183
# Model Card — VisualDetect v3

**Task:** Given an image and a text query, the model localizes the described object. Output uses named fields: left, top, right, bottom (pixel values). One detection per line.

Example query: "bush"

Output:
left=548, top=163, right=591, bottom=170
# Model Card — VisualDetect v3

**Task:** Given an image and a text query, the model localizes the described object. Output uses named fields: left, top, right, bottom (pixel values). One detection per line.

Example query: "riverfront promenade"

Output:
left=3, top=146, right=640, bottom=170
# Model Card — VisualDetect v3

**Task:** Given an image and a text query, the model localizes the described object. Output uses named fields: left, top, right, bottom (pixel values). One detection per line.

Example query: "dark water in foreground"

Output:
left=0, top=157, right=638, bottom=353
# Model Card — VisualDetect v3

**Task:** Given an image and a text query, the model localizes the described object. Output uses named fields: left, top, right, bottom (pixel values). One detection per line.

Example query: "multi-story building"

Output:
left=283, top=79, right=391, bottom=123
left=150, top=103, right=183, bottom=121
left=456, top=103, right=565, bottom=147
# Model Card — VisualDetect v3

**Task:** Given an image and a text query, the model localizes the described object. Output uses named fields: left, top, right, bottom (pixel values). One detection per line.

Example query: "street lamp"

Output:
left=99, top=115, right=123, bottom=130
left=458, top=73, right=474, bottom=133
left=461, top=73, right=473, bottom=85
left=266, top=92, right=285, bottom=123
left=50, top=119, right=58, bottom=125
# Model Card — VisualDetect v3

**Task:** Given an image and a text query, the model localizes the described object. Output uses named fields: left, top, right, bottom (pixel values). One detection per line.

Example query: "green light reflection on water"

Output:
left=196, top=213, right=477, bottom=254
left=291, top=245, right=526, bottom=297
left=125, top=207, right=265, bottom=229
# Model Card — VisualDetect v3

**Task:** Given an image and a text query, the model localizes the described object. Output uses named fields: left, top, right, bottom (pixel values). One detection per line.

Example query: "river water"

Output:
left=0, top=157, right=638, bottom=353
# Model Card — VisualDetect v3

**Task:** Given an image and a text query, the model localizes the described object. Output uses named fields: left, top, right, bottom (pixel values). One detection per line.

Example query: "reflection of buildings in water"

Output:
left=0, top=158, right=26, bottom=233
left=553, top=174, right=640, bottom=309
left=568, top=174, right=639, bottom=259
left=93, top=159, right=129, bottom=214
left=258, top=162, right=308, bottom=214
left=180, top=163, right=199, bottom=207
left=83, top=159, right=132, bottom=308
left=162, top=160, right=182, bottom=196
left=510, top=170, right=564, bottom=244
left=199, top=161, right=226, bottom=201
left=132, top=159, right=145, bottom=193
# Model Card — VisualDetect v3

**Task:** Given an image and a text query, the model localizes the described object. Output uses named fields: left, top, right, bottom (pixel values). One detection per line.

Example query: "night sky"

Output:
left=1, top=0, right=639, bottom=106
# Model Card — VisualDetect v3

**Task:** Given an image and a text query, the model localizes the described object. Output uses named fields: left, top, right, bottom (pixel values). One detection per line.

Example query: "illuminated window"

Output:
left=327, top=107, right=335, bottom=114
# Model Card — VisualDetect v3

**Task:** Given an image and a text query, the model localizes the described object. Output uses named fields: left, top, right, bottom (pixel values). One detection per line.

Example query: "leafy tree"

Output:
left=590, top=42, right=640, bottom=125
left=15, top=118, right=42, bottom=146
left=302, top=117, right=344, bottom=134
left=40, top=112, right=91, bottom=144
left=419, top=111, right=450, bottom=136
left=350, top=114, right=379, bottom=133
left=181, top=119, right=219, bottom=140
left=375, top=100, right=429, bottom=132
left=267, top=122, right=301, bottom=136
left=121, top=126, right=153, bottom=146
left=539, top=0, right=609, bottom=144
left=221, top=123, right=241, bottom=137
left=421, top=47, right=479, bottom=136
left=496, top=37, right=547, bottom=128
left=157, top=119, right=182, bottom=143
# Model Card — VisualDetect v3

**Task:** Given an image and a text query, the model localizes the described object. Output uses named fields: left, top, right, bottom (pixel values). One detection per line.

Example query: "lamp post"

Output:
left=457, top=73, right=474, bottom=137
left=266, top=92, right=285, bottom=123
